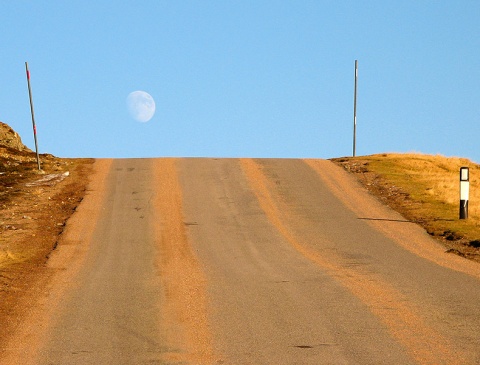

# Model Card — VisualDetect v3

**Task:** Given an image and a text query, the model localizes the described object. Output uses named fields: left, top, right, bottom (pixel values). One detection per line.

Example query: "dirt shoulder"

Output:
left=0, top=146, right=93, bottom=350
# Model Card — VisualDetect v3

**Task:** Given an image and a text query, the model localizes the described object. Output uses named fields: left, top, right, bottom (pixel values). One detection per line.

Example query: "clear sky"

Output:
left=1, top=1, right=479, bottom=160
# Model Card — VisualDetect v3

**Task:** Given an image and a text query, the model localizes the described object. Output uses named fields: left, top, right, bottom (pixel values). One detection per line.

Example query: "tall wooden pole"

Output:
left=25, top=62, right=41, bottom=170
left=353, top=60, right=358, bottom=157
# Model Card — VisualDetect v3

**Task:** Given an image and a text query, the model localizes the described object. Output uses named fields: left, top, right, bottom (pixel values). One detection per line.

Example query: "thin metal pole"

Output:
left=25, top=62, right=41, bottom=170
left=353, top=60, right=358, bottom=157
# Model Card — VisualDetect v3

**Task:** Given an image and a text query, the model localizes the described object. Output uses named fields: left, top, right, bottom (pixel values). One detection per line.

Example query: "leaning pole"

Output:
left=25, top=62, right=41, bottom=170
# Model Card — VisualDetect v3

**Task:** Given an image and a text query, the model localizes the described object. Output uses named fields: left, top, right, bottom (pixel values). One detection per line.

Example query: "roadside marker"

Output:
left=460, top=167, right=469, bottom=219
left=25, top=62, right=41, bottom=170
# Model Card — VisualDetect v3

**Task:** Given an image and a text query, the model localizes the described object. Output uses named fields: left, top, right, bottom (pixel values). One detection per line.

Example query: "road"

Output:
left=3, top=158, right=480, bottom=364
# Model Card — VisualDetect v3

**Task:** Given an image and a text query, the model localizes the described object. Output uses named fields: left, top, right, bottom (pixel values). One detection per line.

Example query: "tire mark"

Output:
left=240, top=158, right=464, bottom=365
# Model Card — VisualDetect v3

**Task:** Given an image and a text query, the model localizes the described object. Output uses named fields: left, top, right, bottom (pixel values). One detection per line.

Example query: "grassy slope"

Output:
left=332, top=154, right=480, bottom=259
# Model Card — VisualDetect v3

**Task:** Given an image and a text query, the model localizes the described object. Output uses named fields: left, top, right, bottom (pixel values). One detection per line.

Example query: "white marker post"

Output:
left=25, top=62, right=41, bottom=171
left=460, top=167, right=469, bottom=219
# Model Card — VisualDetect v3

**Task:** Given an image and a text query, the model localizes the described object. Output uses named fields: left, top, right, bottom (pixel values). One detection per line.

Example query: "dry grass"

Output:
left=332, top=153, right=480, bottom=259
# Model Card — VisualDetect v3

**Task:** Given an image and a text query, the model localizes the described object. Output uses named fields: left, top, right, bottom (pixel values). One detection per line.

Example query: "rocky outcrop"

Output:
left=0, top=122, right=30, bottom=151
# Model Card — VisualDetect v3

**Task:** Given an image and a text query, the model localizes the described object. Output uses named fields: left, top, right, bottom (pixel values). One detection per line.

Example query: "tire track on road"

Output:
left=240, top=158, right=464, bottom=365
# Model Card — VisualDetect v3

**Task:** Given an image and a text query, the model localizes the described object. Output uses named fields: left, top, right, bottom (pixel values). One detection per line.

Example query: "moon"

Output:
left=126, top=91, right=156, bottom=122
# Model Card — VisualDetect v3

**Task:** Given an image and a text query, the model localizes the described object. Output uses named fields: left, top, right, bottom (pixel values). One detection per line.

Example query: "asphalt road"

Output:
left=4, top=158, right=480, bottom=364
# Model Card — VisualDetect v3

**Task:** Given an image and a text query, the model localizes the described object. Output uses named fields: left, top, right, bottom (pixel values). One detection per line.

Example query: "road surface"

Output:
left=3, top=158, right=480, bottom=364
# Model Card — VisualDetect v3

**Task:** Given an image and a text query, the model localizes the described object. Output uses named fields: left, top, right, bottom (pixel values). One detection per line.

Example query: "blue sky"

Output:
left=1, top=1, right=479, bottom=160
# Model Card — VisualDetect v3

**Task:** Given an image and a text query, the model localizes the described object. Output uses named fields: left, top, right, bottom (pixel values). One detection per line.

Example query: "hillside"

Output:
left=1, top=121, right=480, bottom=348
left=2, top=121, right=479, bottom=270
